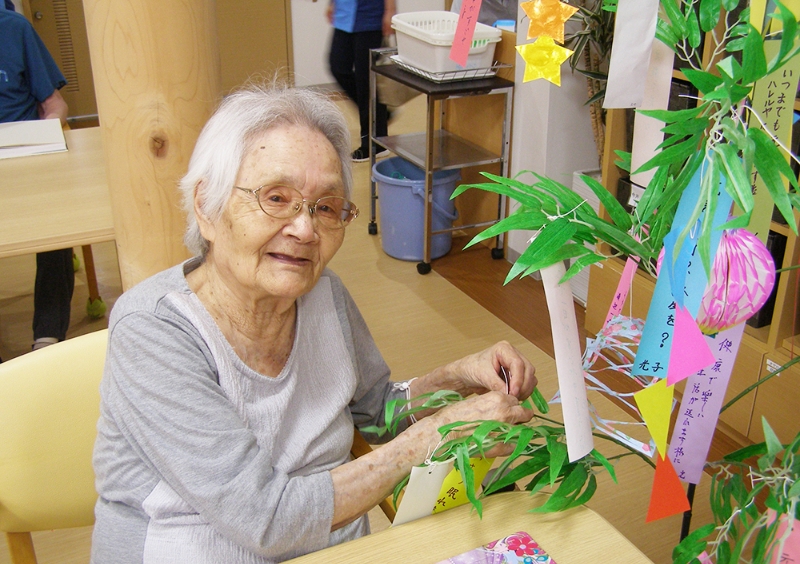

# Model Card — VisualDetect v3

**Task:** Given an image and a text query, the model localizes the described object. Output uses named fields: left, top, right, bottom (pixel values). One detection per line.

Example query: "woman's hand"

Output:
left=423, top=341, right=537, bottom=400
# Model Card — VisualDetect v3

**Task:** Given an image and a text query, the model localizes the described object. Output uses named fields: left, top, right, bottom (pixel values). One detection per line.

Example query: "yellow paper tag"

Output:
left=431, top=457, right=494, bottom=514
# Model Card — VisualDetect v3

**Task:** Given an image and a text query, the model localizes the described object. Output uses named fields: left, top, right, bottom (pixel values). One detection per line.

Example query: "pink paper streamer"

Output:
left=604, top=255, right=640, bottom=326
left=667, top=323, right=745, bottom=484
left=667, top=304, right=715, bottom=385
left=768, top=509, right=800, bottom=564
left=449, top=0, right=483, bottom=67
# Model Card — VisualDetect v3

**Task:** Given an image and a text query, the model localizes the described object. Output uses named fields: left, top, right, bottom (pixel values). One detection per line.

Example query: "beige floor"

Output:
left=1, top=95, right=713, bottom=564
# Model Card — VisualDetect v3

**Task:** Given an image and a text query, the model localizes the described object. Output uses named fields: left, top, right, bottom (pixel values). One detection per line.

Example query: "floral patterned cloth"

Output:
left=437, top=531, right=555, bottom=564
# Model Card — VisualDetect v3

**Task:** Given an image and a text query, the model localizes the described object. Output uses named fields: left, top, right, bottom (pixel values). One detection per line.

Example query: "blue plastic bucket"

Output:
left=372, top=157, right=460, bottom=261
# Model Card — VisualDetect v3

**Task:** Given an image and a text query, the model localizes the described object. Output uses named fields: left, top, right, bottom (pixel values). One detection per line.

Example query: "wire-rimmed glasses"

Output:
left=235, top=185, right=359, bottom=230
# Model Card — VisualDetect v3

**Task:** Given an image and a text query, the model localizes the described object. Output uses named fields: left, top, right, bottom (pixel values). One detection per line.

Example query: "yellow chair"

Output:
left=0, top=330, right=107, bottom=564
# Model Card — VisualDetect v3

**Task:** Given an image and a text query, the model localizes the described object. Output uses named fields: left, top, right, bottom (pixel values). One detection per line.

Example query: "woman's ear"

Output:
left=194, top=181, right=216, bottom=245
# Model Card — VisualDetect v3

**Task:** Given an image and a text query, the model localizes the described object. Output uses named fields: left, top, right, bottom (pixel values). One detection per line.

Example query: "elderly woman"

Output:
left=91, top=84, right=537, bottom=563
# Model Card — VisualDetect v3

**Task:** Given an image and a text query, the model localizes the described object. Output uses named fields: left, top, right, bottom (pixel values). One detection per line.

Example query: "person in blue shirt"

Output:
left=1, top=6, right=75, bottom=352
left=327, top=0, right=395, bottom=162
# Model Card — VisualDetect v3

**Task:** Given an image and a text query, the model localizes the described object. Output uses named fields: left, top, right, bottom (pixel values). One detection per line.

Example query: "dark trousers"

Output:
left=33, top=248, right=75, bottom=341
left=329, top=28, right=389, bottom=149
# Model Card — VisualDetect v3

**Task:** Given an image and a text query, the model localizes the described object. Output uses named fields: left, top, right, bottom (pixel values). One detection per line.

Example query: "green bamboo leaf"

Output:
left=720, top=211, right=751, bottom=230
left=582, top=215, right=652, bottom=258
left=589, top=448, right=618, bottom=483
left=518, top=245, right=594, bottom=282
left=637, top=166, right=669, bottom=224
left=741, top=25, right=767, bottom=84
left=634, top=134, right=701, bottom=173
left=567, top=473, right=597, bottom=508
left=579, top=173, right=632, bottom=230
left=455, top=443, right=482, bottom=517
left=662, top=116, right=710, bottom=136
left=505, top=219, right=577, bottom=284
left=546, top=436, right=568, bottom=486
left=768, top=0, right=798, bottom=72
left=698, top=155, right=721, bottom=274
left=656, top=18, right=681, bottom=50
left=495, top=457, right=551, bottom=492
left=561, top=251, right=605, bottom=283
left=721, top=0, right=739, bottom=10
left=682, top=68, right=724, bottom=94
left=465, top=209, right=549, bottom=248
left=392, top=474, right=410, bottom=509
left=661, top=0, right=689, bottom=38
left=638, top=105, right=704, bottom=124
left=614, top=150, right=632, bottom=173
left=471, top=420, right=503, bottom=455
left=672, top=524, right=715, bottom=564
left=699, top=0, right=721, bottom=32
left=532, top=464, right=588, bottom=513
left=685, top=7, right=702, bottom=49
left=762, top=417, right=783, bottom=459
left=717, top=539, right=732, bottom=564
left=531, top=387, right=550, bottom=414
left=714, top=143, right=752, bottom=213
left=749, top=128, right=799, bottom=232
left=452, top=179, right=543, bottom=210
left=530, top=173, right=596, bottom=215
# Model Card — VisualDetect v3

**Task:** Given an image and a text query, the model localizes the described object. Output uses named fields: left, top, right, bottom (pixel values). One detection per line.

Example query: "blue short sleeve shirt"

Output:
left=0, top=9, right=67, bottom=123
left=332, top=0, right=384, bottom=33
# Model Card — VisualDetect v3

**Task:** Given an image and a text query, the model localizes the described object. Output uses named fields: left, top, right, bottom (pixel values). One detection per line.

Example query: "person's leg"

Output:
left=329, top=28, right=358, bottom=106
left=33, top=248, right=75, bottom=347
left=353, top=29, right=388, bottom=148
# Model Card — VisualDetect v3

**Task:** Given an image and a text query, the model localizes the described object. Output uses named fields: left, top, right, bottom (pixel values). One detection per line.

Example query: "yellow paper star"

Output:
left=520, top=0, right=579, bottom=43
left=516, top=37, right=573, bottom=85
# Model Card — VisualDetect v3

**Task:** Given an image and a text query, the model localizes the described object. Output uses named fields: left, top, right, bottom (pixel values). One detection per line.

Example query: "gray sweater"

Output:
left=91, top=259, right=406, bottom=563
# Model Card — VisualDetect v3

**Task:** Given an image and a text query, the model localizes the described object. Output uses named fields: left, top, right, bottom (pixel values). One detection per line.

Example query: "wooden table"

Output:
left=0, top=127, right=113, bottom=259
left=286, top=491, right=653, bottom=563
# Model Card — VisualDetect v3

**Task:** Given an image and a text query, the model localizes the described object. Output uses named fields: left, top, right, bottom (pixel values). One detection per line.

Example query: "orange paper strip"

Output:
left=646, top=454, right=691, bottom=522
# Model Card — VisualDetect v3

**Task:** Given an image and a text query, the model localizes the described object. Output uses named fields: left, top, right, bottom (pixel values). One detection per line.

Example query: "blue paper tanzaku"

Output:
left=632, top=161, right=733, bottom=378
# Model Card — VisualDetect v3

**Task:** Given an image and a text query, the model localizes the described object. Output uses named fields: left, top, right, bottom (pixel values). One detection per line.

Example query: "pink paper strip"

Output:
left=667, top=305, right=715, bottom=385
left=604, top=255, right=640, bottom=326
left=667, top=323, right=746, bottom=484
left=449, top=0, right=483, bottom=67
left=768, top=509, right=800, bottom=564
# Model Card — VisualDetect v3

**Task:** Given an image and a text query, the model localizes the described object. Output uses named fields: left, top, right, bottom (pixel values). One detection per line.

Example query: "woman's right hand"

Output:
left=430, top=390, right=533, bottom=429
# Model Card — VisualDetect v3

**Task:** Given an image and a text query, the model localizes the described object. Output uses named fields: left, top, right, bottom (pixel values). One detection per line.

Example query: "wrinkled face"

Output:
left=199, top=124, right=346, bottom=304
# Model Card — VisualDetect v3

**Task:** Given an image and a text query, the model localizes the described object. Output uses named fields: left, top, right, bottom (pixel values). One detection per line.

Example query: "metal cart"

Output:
left=368, top=48, right=514, bottom=275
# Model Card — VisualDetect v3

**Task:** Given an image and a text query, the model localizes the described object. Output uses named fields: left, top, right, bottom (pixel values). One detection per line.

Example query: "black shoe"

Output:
left=352, top=146, right=391, bottom=163
left=351, top=147, right=370, bottom=163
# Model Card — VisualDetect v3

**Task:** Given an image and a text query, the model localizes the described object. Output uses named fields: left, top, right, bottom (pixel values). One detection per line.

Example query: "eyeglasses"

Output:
left=235, top=185, right=359, bottom=230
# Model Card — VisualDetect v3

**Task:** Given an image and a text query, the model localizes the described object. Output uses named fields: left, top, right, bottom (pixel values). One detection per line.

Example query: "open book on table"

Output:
left=0, top=119, right=67, bottom=160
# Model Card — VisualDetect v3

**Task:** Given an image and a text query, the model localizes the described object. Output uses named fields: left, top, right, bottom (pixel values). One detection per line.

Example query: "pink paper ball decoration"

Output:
left=696, top=229, right=776, bottom=335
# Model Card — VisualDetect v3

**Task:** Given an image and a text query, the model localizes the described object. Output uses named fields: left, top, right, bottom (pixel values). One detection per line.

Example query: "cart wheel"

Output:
left=416, top=262, right=431, bottom=275
left=491, top=247, right=504, bottom=260
left=86, top=297, right=107, bottom=319
left=368, top=222, right=378, bottom=235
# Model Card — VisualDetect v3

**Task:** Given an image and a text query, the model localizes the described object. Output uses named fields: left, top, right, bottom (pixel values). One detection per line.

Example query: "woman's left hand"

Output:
left=434, top=341, right=537, bottom=400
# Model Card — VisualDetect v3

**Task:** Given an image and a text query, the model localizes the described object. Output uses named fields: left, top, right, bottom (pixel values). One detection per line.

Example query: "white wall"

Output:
left=291, top=0, right=444, bottom=87
left=506, top=15, right=599, bottom=261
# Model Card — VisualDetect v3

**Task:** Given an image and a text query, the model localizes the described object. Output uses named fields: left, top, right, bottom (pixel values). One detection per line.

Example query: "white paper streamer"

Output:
left=630, top=40, right=677, bottom=187
left=603, top=0, right=660, bottom=109
left=392, top=460, right=454, bottom=526
left=540, top=262, right=593, bottom=461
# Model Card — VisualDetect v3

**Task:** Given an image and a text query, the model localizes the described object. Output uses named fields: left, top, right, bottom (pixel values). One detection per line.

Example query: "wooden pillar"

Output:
left=82, top=0, right=220, bottom=289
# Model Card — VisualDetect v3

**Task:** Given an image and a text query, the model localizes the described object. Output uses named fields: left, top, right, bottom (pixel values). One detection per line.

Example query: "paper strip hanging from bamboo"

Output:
left=392, top=460, right=455, bottom=526
left=632, top=162, right=732, bottom=380
left=745, top=40, right=800, bottom=243
left=630, top=39, right=676, bottom=188
left=667, top=304, right=716, bottom=386
left=604, top=255, right=639, bottom=326
left=431, top=457, right=494, bottom=514
left=667, top=323, right=746, bottom=485
left=633, top=378, right=673, bottom=455
left=646, top=454, right=691, bottom=522
left=540, top=262, right=593, bottom=461
left=603, top=0, right=659, bottom=108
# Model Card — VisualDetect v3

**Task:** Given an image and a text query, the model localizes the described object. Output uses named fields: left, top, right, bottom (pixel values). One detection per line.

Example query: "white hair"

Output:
left=179, top=83, right=353, bottom=257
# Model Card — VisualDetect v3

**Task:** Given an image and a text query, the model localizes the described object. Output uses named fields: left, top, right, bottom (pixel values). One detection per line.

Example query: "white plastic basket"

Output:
left=391, top=11, right=502, bottom=74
